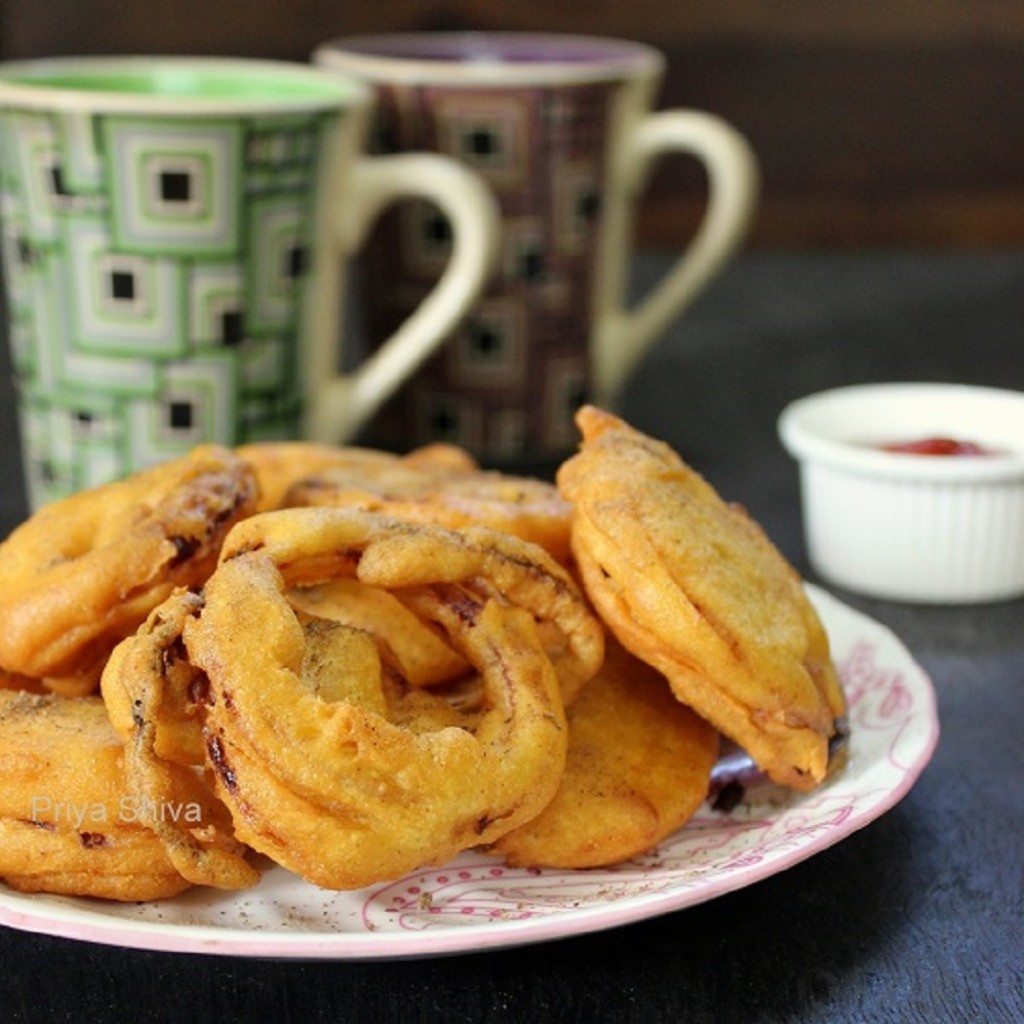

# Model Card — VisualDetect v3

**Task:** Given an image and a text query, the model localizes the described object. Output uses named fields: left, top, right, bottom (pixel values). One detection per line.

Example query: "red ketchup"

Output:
left=879, top=437, right=995, bottom=456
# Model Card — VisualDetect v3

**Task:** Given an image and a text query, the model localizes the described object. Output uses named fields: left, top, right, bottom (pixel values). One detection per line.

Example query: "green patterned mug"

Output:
left=0, top=56, right=499, bottom=509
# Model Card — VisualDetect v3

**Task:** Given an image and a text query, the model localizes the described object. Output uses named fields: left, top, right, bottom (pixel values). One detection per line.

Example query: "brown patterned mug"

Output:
left=315, top=32, right=758, bottom=465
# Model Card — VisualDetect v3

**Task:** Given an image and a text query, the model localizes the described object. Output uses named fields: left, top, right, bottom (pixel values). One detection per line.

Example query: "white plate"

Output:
left=0, top=585, right=939, bottom=959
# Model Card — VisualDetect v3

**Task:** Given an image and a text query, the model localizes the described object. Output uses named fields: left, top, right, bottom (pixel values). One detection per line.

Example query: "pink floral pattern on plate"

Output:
left=0, top=585, right=939, bottom=958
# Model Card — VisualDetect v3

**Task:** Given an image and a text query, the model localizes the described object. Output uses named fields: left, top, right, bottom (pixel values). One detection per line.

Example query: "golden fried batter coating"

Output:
left=182, top=513, right=577, bottom=890
left=0, top=446, right=258, bottom=691
left=558, top=407, right=846, bottom=791
left=101, top=589, right=209, bottom=767
left=0, top=421, right=855, bottom=904
left=287, top=577, right=470, bottom=687
left=237, top=440, right=478, bottom=512
left=284, top=449, right=573, bottom=563
left=490, top=638, right=720, bottom=868
left=220, top=507, right=603, bottom=704
left=0, top=691, right=251, bottom=900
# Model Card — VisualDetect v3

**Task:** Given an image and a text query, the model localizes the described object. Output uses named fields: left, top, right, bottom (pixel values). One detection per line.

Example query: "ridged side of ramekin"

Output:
left=780, top=383, right=1024, bottom=604
left=800, top=463, right=1024, bottom=603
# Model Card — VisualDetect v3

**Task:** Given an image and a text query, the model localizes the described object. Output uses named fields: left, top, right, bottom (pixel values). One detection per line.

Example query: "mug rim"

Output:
left=0, top=55, right=371, bottom=114
left=314, top=32, right=664, bottom=86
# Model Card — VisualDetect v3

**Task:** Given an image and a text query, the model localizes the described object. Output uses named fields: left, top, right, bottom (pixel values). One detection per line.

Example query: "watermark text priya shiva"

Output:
left=30, top=796, right=203, bottom=830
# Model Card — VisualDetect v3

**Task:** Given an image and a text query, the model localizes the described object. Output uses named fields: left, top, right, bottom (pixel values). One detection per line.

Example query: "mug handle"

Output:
left=592, top=110, right=759, bottom=404
left=302, top=152, right=501, bottom=445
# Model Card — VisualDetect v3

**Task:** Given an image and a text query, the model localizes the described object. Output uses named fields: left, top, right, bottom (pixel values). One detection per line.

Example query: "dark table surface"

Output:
left=0, top=250, right=1022, bottom=1023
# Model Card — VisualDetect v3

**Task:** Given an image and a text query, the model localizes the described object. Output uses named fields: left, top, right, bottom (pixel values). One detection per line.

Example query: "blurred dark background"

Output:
left=3, top=0, right=1023, bottom=249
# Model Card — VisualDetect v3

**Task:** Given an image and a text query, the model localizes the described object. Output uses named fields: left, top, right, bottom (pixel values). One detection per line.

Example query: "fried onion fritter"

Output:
left=181, top=512, right=577, bottom=890
left=489, top=638, right=720, bottom=868
left=286, top=577, right=470, bottom=688
left=0, top=445, right=258, bottom=692
left=284, top=450, right=573, bottom=563
left=238, top=440, right=476, bottom=513
left=0, top=690, right=252, bottom=900
left=558, top=406, right=846, bottom=791
left=221, top=507, right=603, bottom=704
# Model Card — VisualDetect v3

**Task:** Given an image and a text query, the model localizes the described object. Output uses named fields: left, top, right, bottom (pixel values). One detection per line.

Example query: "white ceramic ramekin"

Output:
left=778, top=382, right=1024, bottom=603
